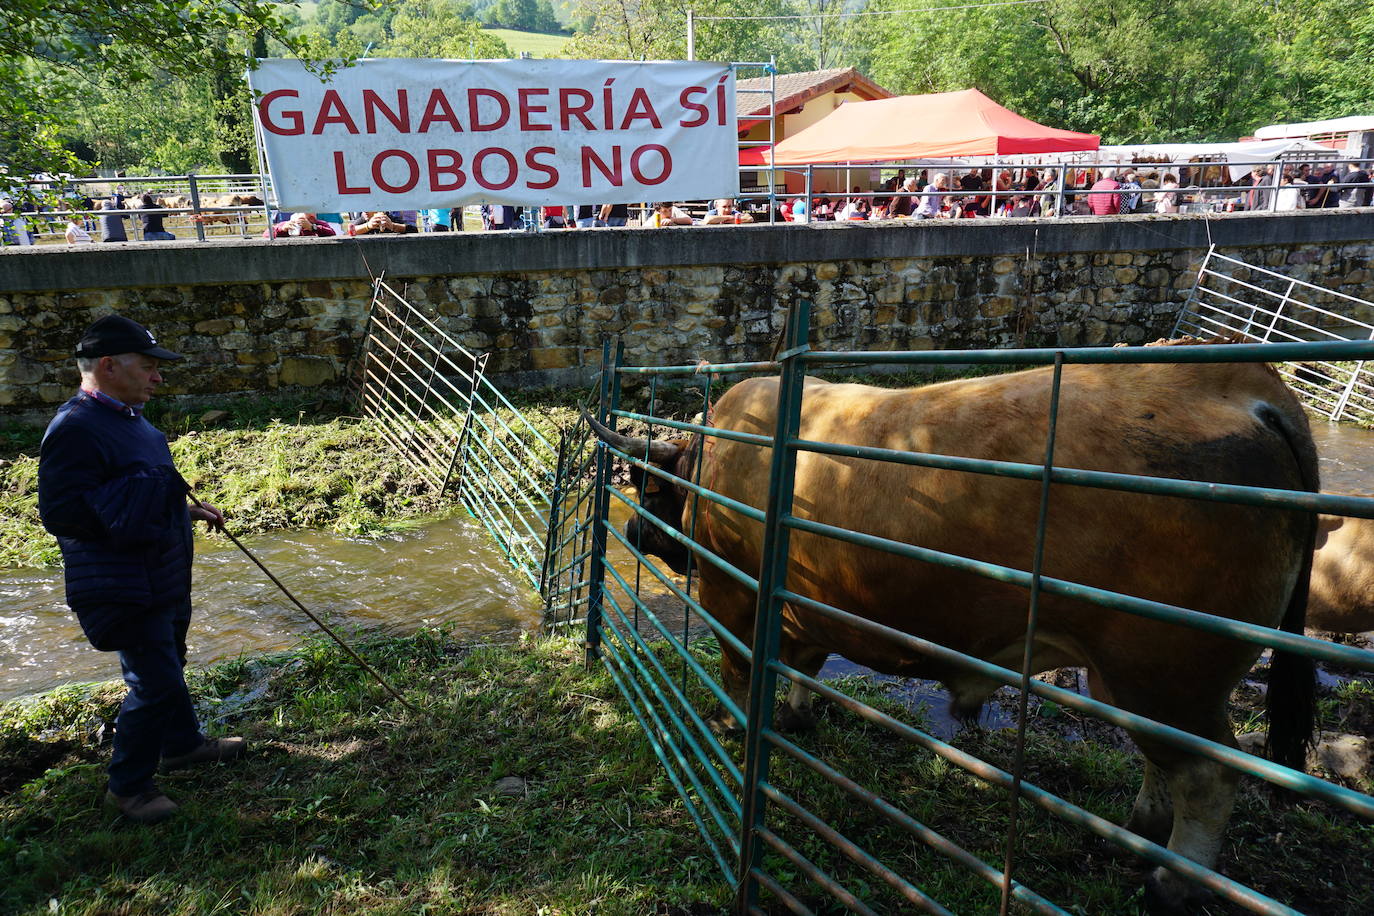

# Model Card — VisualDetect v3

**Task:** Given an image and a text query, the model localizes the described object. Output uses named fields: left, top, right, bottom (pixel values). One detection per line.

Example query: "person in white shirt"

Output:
left=1, top=199, right=35, bottom=246
left=1274, top=170, right=1307, bottom=211
left=1154, top=174, right=1181, bottom=214
left=915, top=174, right=949, bottom=219
left=66, top=219, right=95, bottom=244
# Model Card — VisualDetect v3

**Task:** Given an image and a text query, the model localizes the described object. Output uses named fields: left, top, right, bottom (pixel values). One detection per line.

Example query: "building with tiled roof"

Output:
left=736, top=68, right=894, bottom=194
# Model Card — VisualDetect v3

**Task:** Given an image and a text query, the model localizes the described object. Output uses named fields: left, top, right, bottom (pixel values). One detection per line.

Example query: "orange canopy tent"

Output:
left=768, top=89, right=1099, bottom=164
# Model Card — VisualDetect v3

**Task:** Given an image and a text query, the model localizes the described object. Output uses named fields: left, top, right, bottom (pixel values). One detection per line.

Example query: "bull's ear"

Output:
left=1315, top=513, right=1344, bottom=549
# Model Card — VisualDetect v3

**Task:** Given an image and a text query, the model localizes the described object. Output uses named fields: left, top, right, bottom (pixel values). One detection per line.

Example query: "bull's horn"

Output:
left=582, top=409, right=681, bottom=464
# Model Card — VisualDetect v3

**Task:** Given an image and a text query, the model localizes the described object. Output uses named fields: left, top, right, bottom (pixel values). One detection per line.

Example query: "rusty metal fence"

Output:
left=548, top=303, right=1374, bottom=914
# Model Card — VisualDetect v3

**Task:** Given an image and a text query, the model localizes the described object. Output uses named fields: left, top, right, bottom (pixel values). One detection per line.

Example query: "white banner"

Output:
left=248, top=58, right=739, bottom=211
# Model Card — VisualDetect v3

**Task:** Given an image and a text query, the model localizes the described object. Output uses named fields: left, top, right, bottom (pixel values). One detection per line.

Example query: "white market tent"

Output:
left=945, top=139, right=1335, bottom=180
left=1093, top=138, right=1336, bottom=180
left=1253, top=116, right=1374, bottom=141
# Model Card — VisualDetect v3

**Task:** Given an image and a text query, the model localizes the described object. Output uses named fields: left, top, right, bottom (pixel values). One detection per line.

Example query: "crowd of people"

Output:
left=765, top=161, right=1374, bottom=223
left=3, top=160, right=1371, bottom=247
left=240, top=199, right=751, bottom=237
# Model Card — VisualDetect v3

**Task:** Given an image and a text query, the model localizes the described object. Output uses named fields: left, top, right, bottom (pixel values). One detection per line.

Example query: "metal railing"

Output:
left=351, top=277, right=489, bottom=494
left=3, top=173, right=271, bottom=243
left=1176, top=245, right=1374, bottom=423
left=7, top=153, right=1366, bottom=244
left=737, top=155, right=1374, bottom=222
left=556, top=314, right=1374, bottom=914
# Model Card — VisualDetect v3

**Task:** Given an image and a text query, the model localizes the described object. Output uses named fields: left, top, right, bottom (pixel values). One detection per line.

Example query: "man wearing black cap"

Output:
left=38, top=314, right=245, bottom=824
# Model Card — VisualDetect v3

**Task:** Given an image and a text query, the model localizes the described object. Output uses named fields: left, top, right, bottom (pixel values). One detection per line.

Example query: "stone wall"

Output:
left=2, top=210, right=1372, bottom=418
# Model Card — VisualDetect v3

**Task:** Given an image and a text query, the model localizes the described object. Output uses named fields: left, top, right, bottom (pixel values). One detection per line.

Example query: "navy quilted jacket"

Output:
left=38, top=393, right=193, bottom=650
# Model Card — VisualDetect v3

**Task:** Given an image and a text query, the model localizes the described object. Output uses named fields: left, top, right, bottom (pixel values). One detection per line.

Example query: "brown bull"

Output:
left=1310, top=503, right=1374, bottom=633
left=588, top=351, right=1318, bottom=912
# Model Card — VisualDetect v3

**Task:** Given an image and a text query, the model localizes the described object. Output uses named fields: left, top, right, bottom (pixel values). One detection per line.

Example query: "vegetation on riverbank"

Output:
left=2, top=630, right=1371, bottom=915
left=0, top=392, right=585, bottom=569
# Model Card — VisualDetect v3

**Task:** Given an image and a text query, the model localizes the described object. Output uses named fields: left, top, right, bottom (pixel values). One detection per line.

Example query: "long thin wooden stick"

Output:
left=191, top=495, right=421, bottom=714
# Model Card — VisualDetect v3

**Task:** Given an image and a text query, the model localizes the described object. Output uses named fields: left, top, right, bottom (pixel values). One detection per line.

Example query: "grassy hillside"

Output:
left=483, top=27, right=571, bottom=58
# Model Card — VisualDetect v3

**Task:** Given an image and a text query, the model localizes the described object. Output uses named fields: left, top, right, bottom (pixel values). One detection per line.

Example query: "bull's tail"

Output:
left=1261, top=403, right=1319, bottom=771
left=1266, top=538, right=1316, bottom=769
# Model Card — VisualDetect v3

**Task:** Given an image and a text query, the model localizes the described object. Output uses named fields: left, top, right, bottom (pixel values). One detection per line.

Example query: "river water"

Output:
left=0, top=516, right=543, bottom=702
left=2, top=422, right=1369, bottom=703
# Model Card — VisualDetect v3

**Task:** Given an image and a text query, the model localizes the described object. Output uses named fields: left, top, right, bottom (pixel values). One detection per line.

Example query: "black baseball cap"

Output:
left=75, top=314, right=183, bottom=361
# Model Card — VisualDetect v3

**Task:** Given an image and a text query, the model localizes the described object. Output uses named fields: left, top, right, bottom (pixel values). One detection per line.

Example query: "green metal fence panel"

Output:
left=351, top=281, right=557, bottom=592
left=560, top=303, right=1374, bottom=916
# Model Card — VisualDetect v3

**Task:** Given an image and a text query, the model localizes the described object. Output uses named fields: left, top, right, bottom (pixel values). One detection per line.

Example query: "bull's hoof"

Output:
left=949, top=699, right=987, bottom=731
left=706, top=706, right=742, bottom=737
left=1143, top=867, right=1212, bottom=915
left=774, top=703, right=817, bottom=733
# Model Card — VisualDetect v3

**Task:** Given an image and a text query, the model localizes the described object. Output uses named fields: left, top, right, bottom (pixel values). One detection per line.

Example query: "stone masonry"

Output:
left=2, top=210, right=1372, bottom=417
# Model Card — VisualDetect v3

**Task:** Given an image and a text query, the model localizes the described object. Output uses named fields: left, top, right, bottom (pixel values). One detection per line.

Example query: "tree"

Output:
left=786, top=0, right=869, bottom=71
left=0, top=0, right=327, bottom=181
left=58, top=71, right=223, bottom=174
left=1275, top=2, right=1374, bottom=120
left=486, top=0, right=564, bottom=33
left=566, top=0, right=791, bottom=63
left=0, top=64, right=84, bottom=189
left=385, top=0, right=513, bottom=58
left=310, top=0, right=399, bottom=53
left=858, top=0, right=1285, bottom=144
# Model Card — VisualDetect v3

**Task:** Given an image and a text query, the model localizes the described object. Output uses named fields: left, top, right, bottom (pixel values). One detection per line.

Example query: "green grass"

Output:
left=0, top=633, right=730, bottom=915
left=2, top=632, right=1370, bottom=915
left=483, top=27, right=571, bottom=57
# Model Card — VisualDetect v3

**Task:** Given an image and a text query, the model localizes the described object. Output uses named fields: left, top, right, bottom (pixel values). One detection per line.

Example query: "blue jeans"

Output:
left=605, top=217, right=627, bottom=227
left=107, top=607, right=203, bottom=796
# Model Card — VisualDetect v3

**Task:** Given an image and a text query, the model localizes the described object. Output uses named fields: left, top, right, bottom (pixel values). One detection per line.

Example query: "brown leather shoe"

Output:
left=160, top=736, right=247, bottom=772
left=105, top=789, right=178, bottom=824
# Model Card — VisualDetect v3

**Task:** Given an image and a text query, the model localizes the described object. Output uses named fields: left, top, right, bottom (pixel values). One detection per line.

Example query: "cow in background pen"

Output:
left=1309, top=502, right=1374, bottom=634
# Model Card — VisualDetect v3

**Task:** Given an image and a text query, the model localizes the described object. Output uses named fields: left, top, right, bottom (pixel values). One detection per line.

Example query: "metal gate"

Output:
left=352, top=278, right=557, bottom=589
left=546, top=303, right=1374, bottom=914
left=541, top=383, right=601, bottom=628
left=1175, top=245, right=1374, bottom=423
